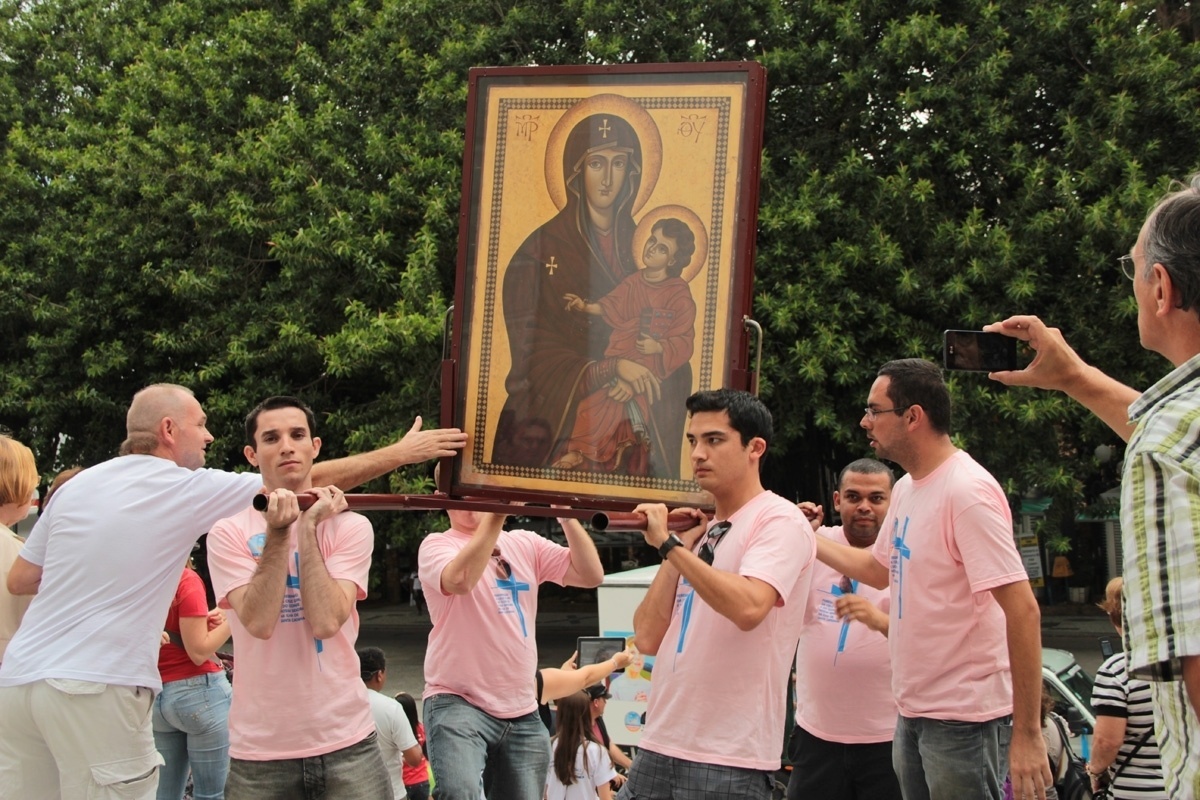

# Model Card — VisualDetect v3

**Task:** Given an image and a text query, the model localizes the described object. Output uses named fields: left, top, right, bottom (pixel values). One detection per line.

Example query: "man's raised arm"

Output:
left=985, top=316, right=1140, bottom=441
left=310, top=416, right=467, bottom=489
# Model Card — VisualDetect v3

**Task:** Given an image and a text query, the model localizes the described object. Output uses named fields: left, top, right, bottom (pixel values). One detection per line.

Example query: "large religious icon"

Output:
left=446, top=63, right=766, bottom=509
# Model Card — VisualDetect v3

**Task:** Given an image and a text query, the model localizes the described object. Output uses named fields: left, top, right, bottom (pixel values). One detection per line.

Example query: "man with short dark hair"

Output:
left=817, top=360, right=1048, bottom=800
left=789, top=458, right=900, bottom=800
left=207, top=395, right=397, bottom=798
left=0, top=386, right=463, bottom=800
left=619, top=388, right=815, bottom=800
left=987, top=174, right=1200, bottom=799
left=358, top=647, right=422, bottom=800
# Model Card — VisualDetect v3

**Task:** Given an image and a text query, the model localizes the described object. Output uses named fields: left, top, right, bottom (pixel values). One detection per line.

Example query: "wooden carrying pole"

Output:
left=250, top=493, right=700, bottom=532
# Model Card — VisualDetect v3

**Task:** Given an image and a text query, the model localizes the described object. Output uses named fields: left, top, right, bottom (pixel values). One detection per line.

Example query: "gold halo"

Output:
left=544, top=94, right=662, bottom=214
left=632, top=206, right=709, bottom=283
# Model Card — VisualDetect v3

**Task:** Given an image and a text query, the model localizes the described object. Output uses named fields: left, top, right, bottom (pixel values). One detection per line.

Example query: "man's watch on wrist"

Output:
left=657, top=533, right=684, bottom=559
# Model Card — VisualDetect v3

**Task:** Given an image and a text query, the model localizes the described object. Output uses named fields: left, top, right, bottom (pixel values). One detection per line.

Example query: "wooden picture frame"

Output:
left=443, top=62, right=767, bottom=510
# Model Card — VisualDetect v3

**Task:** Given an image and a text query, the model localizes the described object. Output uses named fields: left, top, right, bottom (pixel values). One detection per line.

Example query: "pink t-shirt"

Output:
left=638, top=490, right=815, bottom=771
left=794, top=526, right=896, bottom=743
left=871, top=450, right=1026, bottom=721
left=207, top=507, right=376, bottom=760
left=419, top=527, right=572, bottom=718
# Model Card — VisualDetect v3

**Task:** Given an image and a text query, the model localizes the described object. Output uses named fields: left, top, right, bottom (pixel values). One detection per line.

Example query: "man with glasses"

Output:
left=816, top=360, right=1048, bottom=800
left=789, top=458, right=900, bottom=800
left=986, top=174, right=1200, bottom=800
left=619, top=388, right=815, bottom=800
left=418, top=506, right=604, bottom=799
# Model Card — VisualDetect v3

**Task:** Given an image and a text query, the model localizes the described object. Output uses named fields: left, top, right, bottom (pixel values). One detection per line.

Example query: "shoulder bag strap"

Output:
left=1049, top=714, right=1073, bottom=781
left=1107, top=727, right=1154, bottom=784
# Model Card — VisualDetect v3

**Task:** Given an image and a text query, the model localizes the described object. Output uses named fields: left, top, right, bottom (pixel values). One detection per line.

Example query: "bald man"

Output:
left=0, top=384, right=465, bottom=800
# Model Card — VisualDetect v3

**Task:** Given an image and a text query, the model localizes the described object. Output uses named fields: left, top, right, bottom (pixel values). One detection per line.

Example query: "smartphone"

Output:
left=1099, top=636, right=1115, bottom=658
left=576, top=636, right=626, bottom=673
left=943, top=330, right=1017, bottom=372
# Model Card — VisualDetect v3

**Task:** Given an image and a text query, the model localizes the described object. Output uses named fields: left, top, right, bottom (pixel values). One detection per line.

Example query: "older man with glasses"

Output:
left=987, top=174, right=1200, bottom=800
left=620, top=388, right=815, bottom=800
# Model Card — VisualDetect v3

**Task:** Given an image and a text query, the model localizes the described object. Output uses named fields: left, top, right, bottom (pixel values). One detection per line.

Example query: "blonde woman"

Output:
left=0, top=435, right=37, bottom=664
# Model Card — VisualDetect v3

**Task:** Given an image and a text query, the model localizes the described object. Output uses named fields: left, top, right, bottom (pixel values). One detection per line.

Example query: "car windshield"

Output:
left=1049, top=662, right=1095, bottom=720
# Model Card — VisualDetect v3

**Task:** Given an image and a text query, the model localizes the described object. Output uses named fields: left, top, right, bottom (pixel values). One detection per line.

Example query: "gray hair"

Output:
left=1143, top=174, right=1200, bottom=318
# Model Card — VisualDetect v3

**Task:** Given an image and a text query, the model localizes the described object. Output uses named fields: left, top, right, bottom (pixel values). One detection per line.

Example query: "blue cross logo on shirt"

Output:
left=831, top=578, right=858, bottom=663
left=675, top=579, right=696, bottom=656
left=892, top=517, right=911, bottom=620
left=287, top=552, right=322, bottom=656
left=496, top=573, right=532, bottom=637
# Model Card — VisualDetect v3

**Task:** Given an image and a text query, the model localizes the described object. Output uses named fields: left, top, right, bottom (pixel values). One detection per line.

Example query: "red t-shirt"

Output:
left=402, top=722, right=430, bottom=785
left=157, top=568, right=222, bottom=683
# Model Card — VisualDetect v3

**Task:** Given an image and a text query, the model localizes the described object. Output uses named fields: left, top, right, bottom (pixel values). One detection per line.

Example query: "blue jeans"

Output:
left=224, top=732, right=393, bottom=800
left=892, top=714, right=1012, bottom=800
left=152, top=673, right=232, bottom=800
left=423, top=694, right=549, bottom=800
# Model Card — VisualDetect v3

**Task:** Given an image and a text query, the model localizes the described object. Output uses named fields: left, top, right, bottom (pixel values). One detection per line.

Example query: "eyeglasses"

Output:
left=862, top=405, right=911, bottom=421
left=698, top=521, right=733, bottom=566
left=1119, top=254, right=1137, bottom=281
left=491, top=548, right=512, bottom=579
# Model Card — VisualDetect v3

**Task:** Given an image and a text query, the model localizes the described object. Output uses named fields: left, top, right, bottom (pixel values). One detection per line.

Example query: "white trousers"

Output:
left=0, top=679, right=163, bottom=799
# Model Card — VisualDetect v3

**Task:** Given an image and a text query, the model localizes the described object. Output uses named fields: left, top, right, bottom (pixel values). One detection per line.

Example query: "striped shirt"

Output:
left=1090, top=652, right=1167, bottom=798
left=1121, top=351, right=1200, bottom=799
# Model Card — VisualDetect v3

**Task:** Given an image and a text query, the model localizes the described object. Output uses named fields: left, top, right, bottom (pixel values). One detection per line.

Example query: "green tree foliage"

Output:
left=1, top=0, right=1197, bottom=551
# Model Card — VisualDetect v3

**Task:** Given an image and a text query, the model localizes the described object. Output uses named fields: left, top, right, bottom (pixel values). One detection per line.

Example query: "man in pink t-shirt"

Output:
left=789, top=458, right=900, bottom=800
left=817, top=360, right=1050, bottom=800
left=207, top=396, right=393, bottom=800
left=419, top=505, right=604, bottom=800
left=619, top=389, right=815, bottom=800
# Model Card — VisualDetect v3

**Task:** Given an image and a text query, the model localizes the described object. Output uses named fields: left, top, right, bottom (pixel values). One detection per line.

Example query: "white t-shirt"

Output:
left=0, top=456, right=261, bottom=691
left=545, top=740, right=616, bottom=800
left=367, top=688, right=418, bottom=799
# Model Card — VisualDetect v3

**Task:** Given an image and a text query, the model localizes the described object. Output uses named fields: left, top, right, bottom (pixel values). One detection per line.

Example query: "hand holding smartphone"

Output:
left=943, top=330, right=1017, bottom=372
left=576, top=636, right=627, bottom=675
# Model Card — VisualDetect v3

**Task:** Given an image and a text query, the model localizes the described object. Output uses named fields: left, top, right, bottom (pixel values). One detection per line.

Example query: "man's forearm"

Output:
left=231, top=531, right=292, bottom=639
left=297, top=522, right=353, bottom=639
left=632, top=563, right=679, bottom=656
left=816, top=537, right=889, bottom=589
left=440, top=514, right=504, bottom=595
left=310, top=445, right=406, bottom=490
left=1063, top=365, right=1140, bottom=442
left=560, top=516, right=604, bottom=587
left=670, top=550, right=776, bottom=631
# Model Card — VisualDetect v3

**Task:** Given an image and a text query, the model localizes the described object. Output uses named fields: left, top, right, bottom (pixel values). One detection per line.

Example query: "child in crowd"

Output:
left=394, top=691, right=431, bottom=800
left=546, top=690, right=616, bottom=800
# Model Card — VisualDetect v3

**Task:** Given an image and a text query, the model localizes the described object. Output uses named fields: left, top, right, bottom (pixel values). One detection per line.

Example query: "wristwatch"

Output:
left=658, top=533, right=684, bottom=559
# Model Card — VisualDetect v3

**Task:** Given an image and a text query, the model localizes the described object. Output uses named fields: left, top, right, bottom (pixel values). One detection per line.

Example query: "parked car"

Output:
left=1043, top=646, right=1096, bottom=737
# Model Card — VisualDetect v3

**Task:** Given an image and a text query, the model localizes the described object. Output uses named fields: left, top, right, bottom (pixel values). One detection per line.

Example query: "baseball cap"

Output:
left=585, top=684, right=610, bottom=700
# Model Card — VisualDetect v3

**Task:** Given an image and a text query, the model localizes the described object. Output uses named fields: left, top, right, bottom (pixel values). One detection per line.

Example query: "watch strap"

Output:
left=658, top=534, right=683, bottom=559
